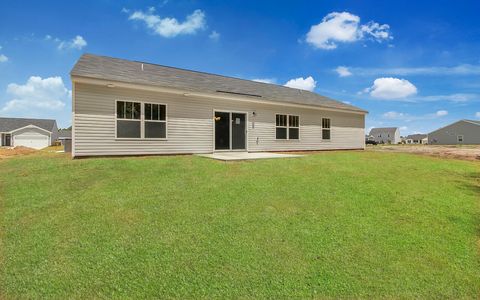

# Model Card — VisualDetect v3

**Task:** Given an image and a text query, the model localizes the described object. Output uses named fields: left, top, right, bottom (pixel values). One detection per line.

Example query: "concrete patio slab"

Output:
left=197, top=152, right=303, bottom=161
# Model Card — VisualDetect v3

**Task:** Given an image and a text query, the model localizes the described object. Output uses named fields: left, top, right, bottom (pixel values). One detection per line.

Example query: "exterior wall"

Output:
left=406, top=137, right=428, bottom=144
left=394, top=130, right=400, bottom=144
left=429, top=121, right=480, bottom=145
left=50, top=123, right=58, bottom=145
left=73, top=83, right=365, bottom=157
left=12, top=127, right=50, bottom=149
left=372, top=130, right=400, bottom=144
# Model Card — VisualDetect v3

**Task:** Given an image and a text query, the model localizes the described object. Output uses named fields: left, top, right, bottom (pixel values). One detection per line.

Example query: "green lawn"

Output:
left=1, top=151, right=479, bottom=298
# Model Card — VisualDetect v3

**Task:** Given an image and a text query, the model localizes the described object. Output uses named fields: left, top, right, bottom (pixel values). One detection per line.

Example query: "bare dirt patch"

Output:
left=0, top=147, right=37, bottom=160
left=368, top=145, right=480, bottom=161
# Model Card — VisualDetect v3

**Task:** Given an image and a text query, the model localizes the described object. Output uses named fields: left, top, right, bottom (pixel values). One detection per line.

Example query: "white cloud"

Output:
left=209, top=30, right=220, bottom=41
left=284, top=76, right=316, bottom=91
left=252, top=78, right=276, bottom=84
left=1, top=76, right=69, bottom=113
left=360, top=21, right=391, bottom=41
left=58, top=35, right=87, bottom=50
left=335, top=66, right=352, bottom=77
left=475, top=112, right=480, bottom=118
left=306, top=12, right=391, bottom=49
left=436, top=110, right=448, bottom=117
left=399, top=126, right=408, bottom=131
left=0, top=54, right=8, bottom=63
left=381, top=110, right=448, bottom=122
left=382, top=111, right=405, bottom=119
left=366, top=77, right=417, bottom=100
left=415, top=93, right=477, bottom=103
left=128, top=7, right=206, bottom=38
left=349, top=64, right=480, bottom=76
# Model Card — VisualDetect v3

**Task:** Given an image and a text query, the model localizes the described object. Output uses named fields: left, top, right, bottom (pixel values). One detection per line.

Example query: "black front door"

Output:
left=215, top=112, right=230, bottom=150
left=231, top=113, right=246, bottom=150
left=214, top=111, right=246, bottom=151
left=4, top=134, right=11, bottom=146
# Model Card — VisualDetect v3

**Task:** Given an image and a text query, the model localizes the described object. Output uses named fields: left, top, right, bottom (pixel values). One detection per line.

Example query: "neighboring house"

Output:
left=0, top=117, right=58, bottom=149
left=57, top=129, right=73, bottom=152
left=405, top=134, right=428, bottom=144
left=57, top=129, right=72, bottom=144
left=368, top=127, right=401, bottom=144
left=428, top=120, right=480, bottom=145
left=70, top=54, right=367, bottom=157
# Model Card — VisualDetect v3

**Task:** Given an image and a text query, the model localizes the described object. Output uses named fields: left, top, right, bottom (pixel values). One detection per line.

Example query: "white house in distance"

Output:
left=405, top=134, right=428, bottom=144
left=70, top=54, right=368, bottom=157
left=368, top=127, right=401, bottom=144
left=0, top=117, right=58, bottom=149
left=428, top=120, right=480, bottom=145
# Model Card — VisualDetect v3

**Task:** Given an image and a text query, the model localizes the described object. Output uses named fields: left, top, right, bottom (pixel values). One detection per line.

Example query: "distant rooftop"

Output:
left=406, top=134, right=427, bottom=140
left=57, top=129, right=72, bottom=139
left=0, top=117, right=56, bottom=133
left=369, top=127, right=399, bottom=136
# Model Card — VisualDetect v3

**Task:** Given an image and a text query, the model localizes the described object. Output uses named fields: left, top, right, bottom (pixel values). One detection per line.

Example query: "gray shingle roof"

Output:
left=406, top=134, right=427, bottom=140
left=0, top=117, right=56, bottom=133
left=429, top=119, right=480, bottom=135
left=57, top=129, right=72, bottom=139
left=71, top=54, right=367, bottom=113
left=369, top=127, right=398, bottom=136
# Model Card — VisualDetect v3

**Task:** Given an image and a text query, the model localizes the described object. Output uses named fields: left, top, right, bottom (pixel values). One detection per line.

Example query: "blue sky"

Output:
left=0, top=0, right=479, bottom=133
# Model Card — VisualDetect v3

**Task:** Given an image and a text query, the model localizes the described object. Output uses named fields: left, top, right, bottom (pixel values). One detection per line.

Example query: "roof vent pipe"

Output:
left=141, top=63, right=144, bottom=71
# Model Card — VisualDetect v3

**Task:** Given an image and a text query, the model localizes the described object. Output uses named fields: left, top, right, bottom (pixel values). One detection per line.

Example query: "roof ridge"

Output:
left=0, top=116, right=55, bottom=121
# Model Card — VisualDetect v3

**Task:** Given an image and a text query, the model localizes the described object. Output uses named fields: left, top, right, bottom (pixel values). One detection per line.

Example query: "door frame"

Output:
left=212, top=109, right=249, bottom=152
left=5, top=133, right=11, bottom=147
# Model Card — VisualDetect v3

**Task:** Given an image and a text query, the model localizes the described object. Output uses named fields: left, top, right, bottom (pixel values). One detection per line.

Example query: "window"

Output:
left=457, top=135, right=464, bottom=143
left=276, top=114, right=287, bottom=139
left=116, top=101, right=141, bottom=138
left=322, top=118, right=331, bottom=140
left=116, top=100, right=167, bottom=139
left=276, top=114, right=299, bottom=140
left=144, top=103, right=167, bottom=139
left=289, top=115, right=299, bottom=140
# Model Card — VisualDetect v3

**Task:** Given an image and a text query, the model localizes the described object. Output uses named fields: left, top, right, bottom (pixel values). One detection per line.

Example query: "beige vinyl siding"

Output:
left=73, top=83, right=365, bottom=156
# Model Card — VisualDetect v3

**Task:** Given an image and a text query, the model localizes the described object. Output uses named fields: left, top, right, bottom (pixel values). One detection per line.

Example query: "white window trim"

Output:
left=275, top=113, right=300, bottom=141
left=457, top=135, right=464, bottom=143
left=115, top=100, right=168, bottom=140
left=144, top=102, right=168, bottom=140
left=322, top=118, right=331, bottom=141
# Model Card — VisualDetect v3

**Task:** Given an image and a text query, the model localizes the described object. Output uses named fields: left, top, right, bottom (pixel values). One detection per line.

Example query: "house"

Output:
left=57, top=129, right=72, bottom=152
left=428, top=120, right=480, bottom=145
left=57, top=129, right=72, bottom=144
left=405, top=134, right=428, bottom=144
left=70, top=54, right=367, bottom=157
left=0, top=117, right=58, bottom=149
left=368, top=127, right=401, bottom=144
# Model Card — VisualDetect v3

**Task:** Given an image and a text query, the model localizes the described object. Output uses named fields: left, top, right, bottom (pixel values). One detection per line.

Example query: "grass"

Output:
left=1, top=151, right=479, bottom=298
